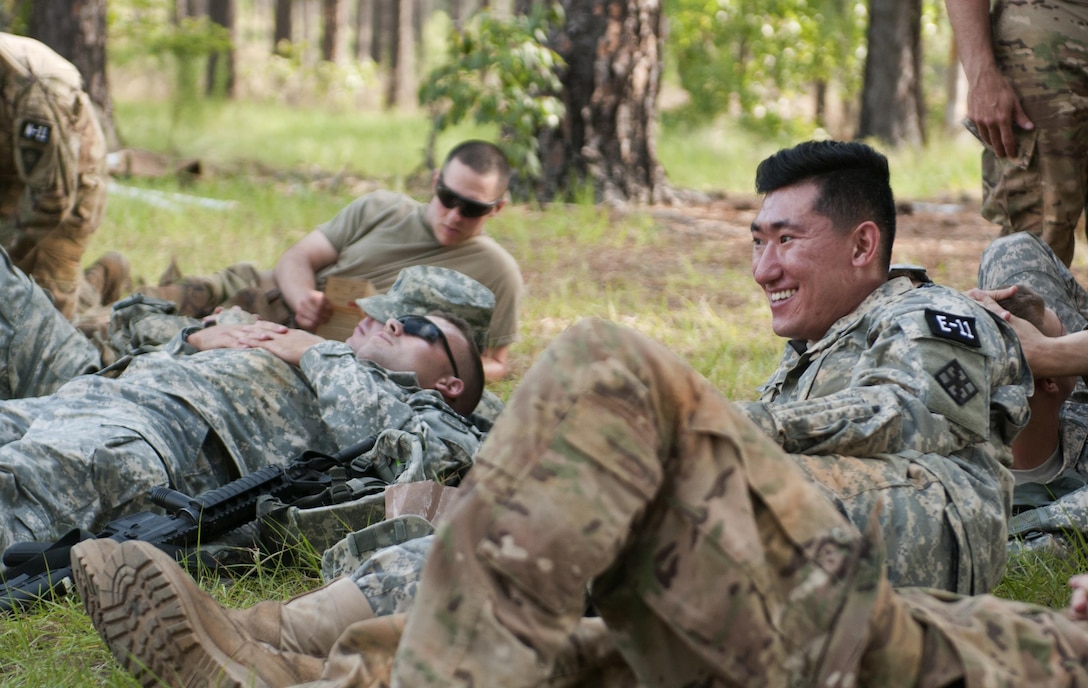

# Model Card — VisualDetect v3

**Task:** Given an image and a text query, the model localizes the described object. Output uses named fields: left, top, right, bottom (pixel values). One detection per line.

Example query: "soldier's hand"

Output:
left=965, top=69, right=1033, bottom=159
left=965, top=285, right=1017, bottom=318
left=1069, top=574, right=1088, bottom=620
left=245, top=328, right=326, bottom=366
left=188, top=321, right=288, bottom=351
left=293, top=290, right=332, bottom=330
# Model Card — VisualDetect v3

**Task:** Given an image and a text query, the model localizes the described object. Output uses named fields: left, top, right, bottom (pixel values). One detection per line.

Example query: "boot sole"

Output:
left=72, top=540, right=266, bottom=688
left=70, top=538, right=120, bottom=633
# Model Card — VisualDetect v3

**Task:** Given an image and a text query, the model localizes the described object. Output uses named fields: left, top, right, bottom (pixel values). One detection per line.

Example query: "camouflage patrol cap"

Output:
left=356, top=266, right=495, bottom=349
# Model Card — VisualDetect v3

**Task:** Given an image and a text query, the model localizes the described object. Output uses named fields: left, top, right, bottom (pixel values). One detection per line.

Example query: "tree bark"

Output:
left=449, top=0, right=466, bottom=29
left=274, top=0, right=293, bottom=54
left=536, top=0, right=671, bottom=205
left=388, top=0, right=415, bottom=109
left=355, top=0, right=373, bottom=60
left=206, top=0, right=236, bottom=97
left=321, top=0, right=340, bottom=61
left=857, top=0, right=925, bottom=147
left=28, top=0, right=119, bottom=149
left=373, top=0, right=393, bottom=65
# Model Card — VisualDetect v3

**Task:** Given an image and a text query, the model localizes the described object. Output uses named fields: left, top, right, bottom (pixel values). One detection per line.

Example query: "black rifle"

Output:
left=0, top=435, right=379, bottom=614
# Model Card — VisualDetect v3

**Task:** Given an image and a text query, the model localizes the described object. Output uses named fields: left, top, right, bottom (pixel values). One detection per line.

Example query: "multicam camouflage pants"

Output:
left=301, top=318, right=1088, bottom=687
left=982, top=0, right=1088, bottom=266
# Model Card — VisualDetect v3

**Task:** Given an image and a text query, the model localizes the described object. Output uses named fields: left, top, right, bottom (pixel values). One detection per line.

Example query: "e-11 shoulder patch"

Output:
left=924, top=309, right=980, bottom=348
left=935, top=359, right=979, bottom=406
left=19, top=120, right=51, bottom=144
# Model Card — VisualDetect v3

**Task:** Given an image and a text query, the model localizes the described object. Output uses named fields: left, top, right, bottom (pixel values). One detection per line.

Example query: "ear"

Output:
left=1039, top=376, right=1061, bottom=395
left=849, top=221, right=881, bottom=268
left=431, top=169, right=440, bottom=188
left=433, top=375, right=465, bottom=402
left=489, top=198, right=507, bottom=216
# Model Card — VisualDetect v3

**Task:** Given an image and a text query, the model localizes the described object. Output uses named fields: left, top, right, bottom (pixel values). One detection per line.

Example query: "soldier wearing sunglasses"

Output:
left=139, top=140, right=524, bottom=382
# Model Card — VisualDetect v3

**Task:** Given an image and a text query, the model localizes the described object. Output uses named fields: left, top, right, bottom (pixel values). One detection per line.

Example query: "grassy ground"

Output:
left=1, top=101, right=1078, bottom=685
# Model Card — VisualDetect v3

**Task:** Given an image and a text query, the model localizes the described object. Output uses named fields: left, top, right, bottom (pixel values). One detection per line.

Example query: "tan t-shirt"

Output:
left=317, top=190, right=523, bottom=348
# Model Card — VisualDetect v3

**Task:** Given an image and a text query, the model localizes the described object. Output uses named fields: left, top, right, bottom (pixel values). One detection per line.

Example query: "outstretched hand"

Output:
left=966, top=285, right=1050, bottom=368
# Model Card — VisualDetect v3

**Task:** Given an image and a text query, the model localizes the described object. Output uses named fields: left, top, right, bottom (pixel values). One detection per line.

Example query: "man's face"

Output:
left=347, top=314, right=465, bottom=389
left=751, top=182, right=869, bottom=342
left=425, top=158, right=505, bottom=246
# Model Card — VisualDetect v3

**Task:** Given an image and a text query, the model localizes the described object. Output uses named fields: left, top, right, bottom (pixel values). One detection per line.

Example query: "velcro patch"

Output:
left=19, top=120, right=51, bottom=144
left=935, top=359, right=979, bottom=406
left=19, top=148, right=42, bottom=172
left=925, top=309, right=980, bottom=348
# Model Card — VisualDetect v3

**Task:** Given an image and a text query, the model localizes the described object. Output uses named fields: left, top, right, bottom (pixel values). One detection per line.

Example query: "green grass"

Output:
left=11, top=97, right=1070, bottom=685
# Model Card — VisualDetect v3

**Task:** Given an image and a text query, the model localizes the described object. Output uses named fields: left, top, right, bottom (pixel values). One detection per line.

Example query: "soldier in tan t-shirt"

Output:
left=143, top=140, right=523, bottom=381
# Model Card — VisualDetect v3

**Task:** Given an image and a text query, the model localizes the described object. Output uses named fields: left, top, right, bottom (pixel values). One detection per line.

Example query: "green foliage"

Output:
left=667, top=0, right=867, bottom=124
left=109, top=0, right=232, bottom=140
left=419, top=4, right=566, bottom=195
left=247, top=41, right=379, bottom=111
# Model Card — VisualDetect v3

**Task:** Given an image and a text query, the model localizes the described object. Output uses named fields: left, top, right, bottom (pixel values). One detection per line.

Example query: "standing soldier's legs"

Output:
left=982, top=0, right=1088, bottom=267
left=386, top=318, right=905, bottom=687
left=15, top=91, right=108, bottom=319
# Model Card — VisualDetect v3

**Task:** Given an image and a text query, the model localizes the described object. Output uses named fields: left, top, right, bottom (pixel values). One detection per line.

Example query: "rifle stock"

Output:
left=0, top=435, right=377, bottom=614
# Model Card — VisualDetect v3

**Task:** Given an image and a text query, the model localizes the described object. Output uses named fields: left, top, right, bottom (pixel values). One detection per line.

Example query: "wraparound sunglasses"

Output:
left=397, top=314, right=459, bottom=378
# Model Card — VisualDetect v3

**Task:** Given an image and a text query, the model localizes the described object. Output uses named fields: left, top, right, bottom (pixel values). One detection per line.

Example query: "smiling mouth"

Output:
left=768, top=289, right=797, bottom=302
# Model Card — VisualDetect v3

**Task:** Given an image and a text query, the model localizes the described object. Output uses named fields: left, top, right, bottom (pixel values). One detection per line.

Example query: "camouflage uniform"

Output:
left=0, top=246, right=98, bottom=399
left=299, top=317, right=1054, bottom=687
left=0, top=33, right=108, bottom=318
left=979, top=0, right=1088, bottom=266
left=0, top=326, right=481, bottom=554
left=742, top=278, right=1029, bottom=594
left=979, top=231, right=1088, bottom=555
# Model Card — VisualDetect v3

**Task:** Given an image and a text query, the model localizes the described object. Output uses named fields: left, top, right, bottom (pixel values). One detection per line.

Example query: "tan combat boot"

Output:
left=71, top=539, right=372, bottom=688
left=82, top=251, right=132, bottom=306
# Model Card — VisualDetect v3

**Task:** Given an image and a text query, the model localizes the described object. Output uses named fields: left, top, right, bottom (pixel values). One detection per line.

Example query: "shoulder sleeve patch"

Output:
left=19, top=120, right=51, bottom=144
left=924, top=309, right=980, bottom=348
left=935, top=359, right=979, bottom=406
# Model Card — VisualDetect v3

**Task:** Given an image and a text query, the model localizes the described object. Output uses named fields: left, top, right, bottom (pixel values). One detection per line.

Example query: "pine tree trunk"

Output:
left=206, top=0, right=236, bottom=97
left=28, top=0, right=119, bottom=149
left=321, top=0, right=340, bottom=61
left=274, top=0, right=293, bottom=54
left=536, top=0, right=671, bottom=205
left=857, top=0, right=925, bottom=146
left=355, top=0, right=373, bottom=60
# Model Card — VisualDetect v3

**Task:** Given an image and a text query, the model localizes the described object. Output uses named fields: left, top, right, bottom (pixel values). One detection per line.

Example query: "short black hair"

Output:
left=443, top=140, right=511, bottom=197
left=755, top=140, right=896, bottom=270
left=428, top=310, right=485, bottom=416
left=995, top=284, right=1047, bottom=331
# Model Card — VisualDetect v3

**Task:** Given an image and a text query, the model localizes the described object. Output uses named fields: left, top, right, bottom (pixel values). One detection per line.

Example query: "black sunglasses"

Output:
left=397, top=315, right=459, bottom=378
left=435, top=174, right=500, bottom=218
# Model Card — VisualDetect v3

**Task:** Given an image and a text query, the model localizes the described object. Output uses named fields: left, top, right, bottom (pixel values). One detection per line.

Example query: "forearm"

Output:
left=945, top=0, right=999, bottom=82
left=273, top=253, right=319, bottom=312
left=1025, top=330, right=1088, bottom=378
left=482, top=345, right=510, bottom=381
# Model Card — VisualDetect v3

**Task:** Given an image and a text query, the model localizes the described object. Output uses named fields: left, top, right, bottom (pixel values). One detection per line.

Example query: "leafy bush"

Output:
left=419, top=3, right=566, bottom=197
